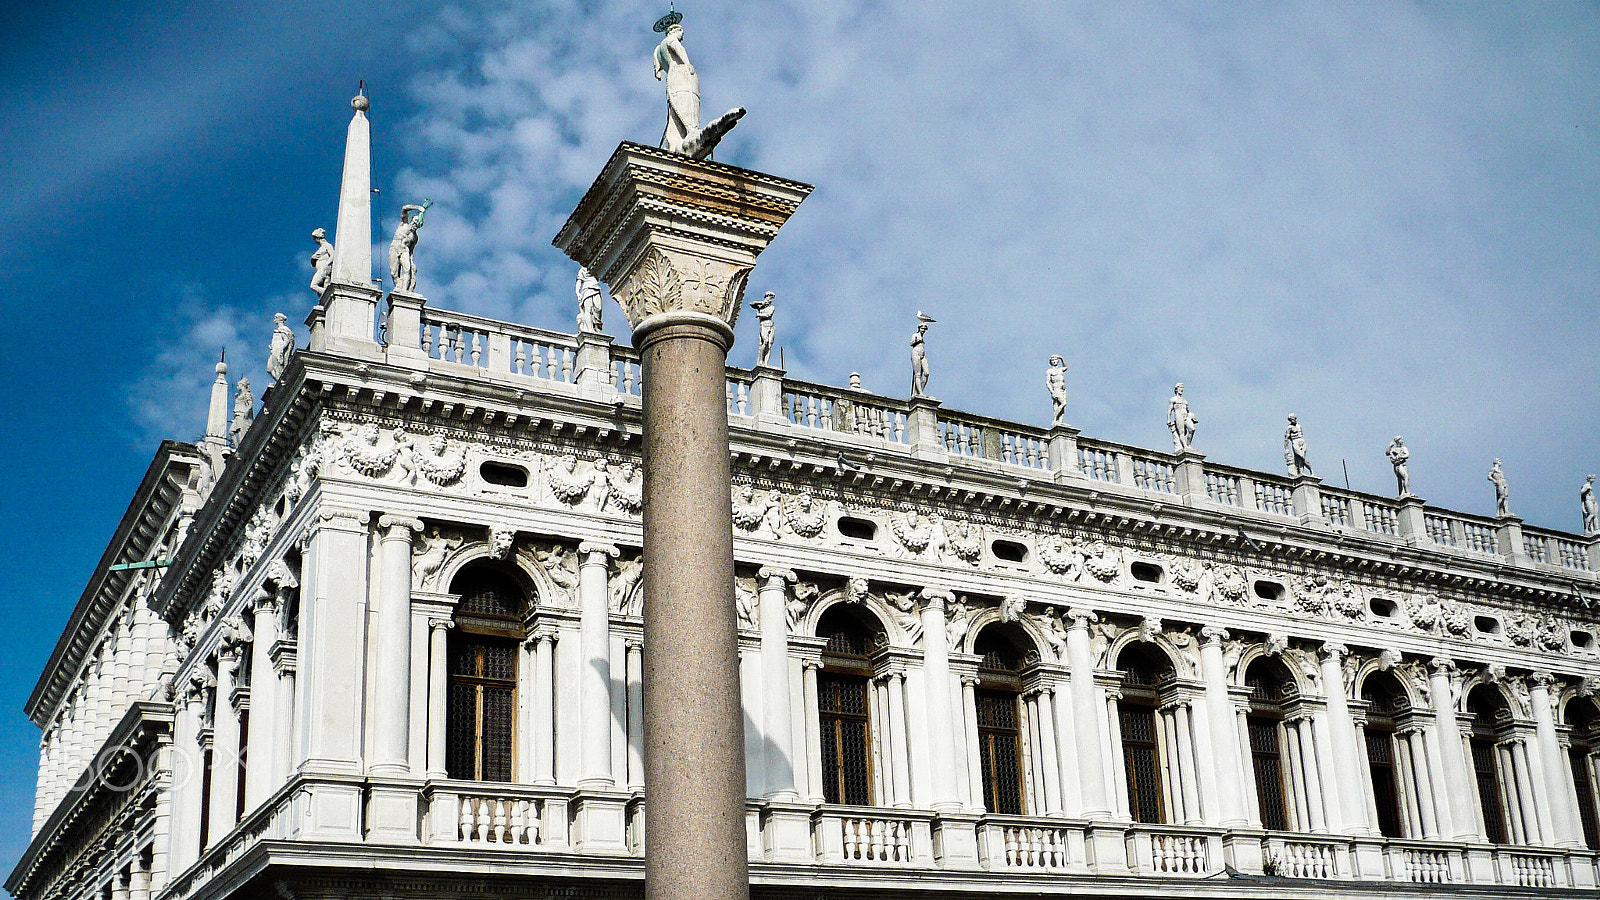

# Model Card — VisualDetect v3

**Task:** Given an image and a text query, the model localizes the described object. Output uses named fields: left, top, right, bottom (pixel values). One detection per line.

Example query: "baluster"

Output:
left=868, top=819, right=884, bottom=859
left=842, top=819, right=859, bottom=859
left=738, top=383, right=749, bottom=415
left=1004, top=828, right=1018, bottom=866
left=803, top=396, right=816, bottom=428
left=560, top=348, right=574, bottom=382
left=542, top=345, right=557, bottom=380
left=624, top=364, right=636, bottom=395
left=726, top=382, right=734, bottom=413
left=508, top=799, right=526, bottom=844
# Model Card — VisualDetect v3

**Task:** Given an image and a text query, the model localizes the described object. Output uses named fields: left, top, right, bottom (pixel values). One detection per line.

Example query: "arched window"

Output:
left=816, top=605, right=884, bottom=806
left=972, top=626, right=1027, bottom=815
left=1568, top=698, right=1600, bottom=850
left=1467, top=688, right=1511, bottom=844
left=446, top=567, right=527, bottom=782
left=1244, top=659, right=1294, bottom=832
left=1116, top=643, right=1174, bottom=824
left=1361, top=671, right=1409, bottom=838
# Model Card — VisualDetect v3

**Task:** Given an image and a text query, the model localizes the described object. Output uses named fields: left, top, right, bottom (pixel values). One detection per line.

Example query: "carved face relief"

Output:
left=488, top=526, right=517, bottom=560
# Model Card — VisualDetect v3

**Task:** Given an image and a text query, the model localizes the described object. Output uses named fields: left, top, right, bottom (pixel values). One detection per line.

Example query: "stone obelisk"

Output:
left=555, top=144, right=810, bottom=899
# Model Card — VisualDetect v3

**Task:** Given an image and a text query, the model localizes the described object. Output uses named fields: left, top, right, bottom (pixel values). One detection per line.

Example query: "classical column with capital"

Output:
left=1529, top=674, right=1583, bottom=848
left=918, top=587, right=961, bottom=811
left=1066, top=609, right=1111, bottom=818
left=1318, top=643, right=1374, bottom=835
left=757, top=567, right=798, bottom=800
left=1198, top=627, right=1248, bottom=826
left=425, top=617, right=452, bottom=779
left=578, top=541, right=619, bottom=788
left=242, top=589, right=280, bottom=809
left=1428, top=659, right=1478, bottom=841
left=372, top=516, right=423, bottom=776
left=555, top=142, right=810, bottom=900
left=207, top=634, right=248, bottom=847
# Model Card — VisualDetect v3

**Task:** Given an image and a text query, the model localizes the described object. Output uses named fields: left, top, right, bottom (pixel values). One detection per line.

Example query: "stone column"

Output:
left=1199, top=627, right=1249, bottom=826
left=1530, top=674, right=1583, bottom=847
left=168, top=675, right=210, bottom=874
left=802, top=660, right=825, bottom=804
left=556, top=142, right=811, bottom=900
left=961, top=675, right=985, bottom=812
left=242, top=590, right=279, bottom=809
left=1035, top=686, right=1064, bottom=816
left=1428, top=659, right=1480, bottom=841
left=425, top=617, right=452, bottom=779
left=918, top=587, right=960, bottom=811
left=626, top=640, right=644, bottom=790
left=372, top=516, right=422, bottom=776
left=270, top=642, right=296, bottom=790
left=206, top=643, right=240, bottom=839
left=578, top=542, right=619, bottom=787
left=1066, top=610, right=1111, bottom=817
left=757, top=568, right=798, bottom=800
left=1318, top=643, right=1372, bottom=835
left=886, top=671, right=913, bottom=807
left=530, top=634, right=558, bottom=786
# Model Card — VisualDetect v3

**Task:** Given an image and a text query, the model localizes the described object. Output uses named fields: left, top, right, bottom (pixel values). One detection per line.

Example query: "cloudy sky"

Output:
left=0, top=0, right=1596, bottom=867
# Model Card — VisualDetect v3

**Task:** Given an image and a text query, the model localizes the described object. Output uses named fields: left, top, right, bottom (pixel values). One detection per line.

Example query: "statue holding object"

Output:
left=751, top=292, right=776, bottom=367
left=1046, top=356, right=1068, bottom=427
left=653, top=11, right=746, bottom=160
left=576, top=266, right=604, bottom=334
left=309, top=228, right=333, bottom=296
left=1284, top=414, right=1313, bottom=476
left=1387, top=436, right=1412, bottom=497
left=389, top=201, right=430, bottom=293
left=1167, top=383, right=1198, bottom=452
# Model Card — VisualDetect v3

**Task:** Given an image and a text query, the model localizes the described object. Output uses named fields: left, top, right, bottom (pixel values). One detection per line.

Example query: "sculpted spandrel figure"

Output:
left=576, top=266, right=604, bottom=334
left=751, top=292, right=776, bottom=367
left=652, top=11, right=746, bottom=160
left=1167, top=382, right=1198, bottom=452
left=389, top=202, right=429, bottom=292
left=309, top=228, right=333, bottom=296
left=267, top=313, right=295, bottom=383
left=1284, top=414, right=1312, bottom=476
left=1387, top=436, right=1412, bottom=497
left=1046, top=356, right=1068, bottom=427
left=1582, top=475, right=1598, bottom=535
left=911, top=312, right=935, bottom=397
left=1489, top=458, right=1511, bottom=518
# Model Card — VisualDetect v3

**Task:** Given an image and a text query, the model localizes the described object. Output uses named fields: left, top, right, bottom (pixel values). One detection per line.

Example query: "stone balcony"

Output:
left=158, top=776, right=1594, bottom=897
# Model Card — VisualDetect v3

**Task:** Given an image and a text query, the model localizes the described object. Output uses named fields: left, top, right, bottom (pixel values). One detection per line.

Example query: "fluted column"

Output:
left=886, top=672, right=912, bottom=807
left=1066, top=609, right=1112, bottom=817
left=1428, top=659, right=1479, bottom=841
left=961, top=675, right=984, bottom=812
left=1198, top=628, right=1247, bottom=826
left=242, top=590, right=279, bottom=808
left=1035, top=686, right=1064, bottom=816
left=1318, top=643, right=1372, bottom=835
left=530, top=634, right=557, bottom=785
left=758, top=567, right=799, bottom=800
left=918, top=587, right=959, bottom=811
left=370, top=516, right=421, bottom=776
left=426, top=617, right=452, bottom=778
left=207, top=645, right=244, bottom=846
left=1530, top=674, right=1582, bottom=847
left=578, top=541, right=618, bottom=788
left=802, top=660, right=824, bottom=803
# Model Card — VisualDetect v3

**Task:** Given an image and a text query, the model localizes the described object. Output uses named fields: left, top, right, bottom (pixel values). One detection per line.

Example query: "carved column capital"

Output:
left=428, top=616, right=456, bottom=632
left=919, top=586, right=954, bottom=611
left=1319, top=641, right=1349, bottom=663
left=1067, top=608, right=1097, bottom=629
left=249, top=587, right=279, bottom=616
left=961, top=674, right=981, bottom=688
left=315, top=508, right=368, bottom=530
left=1529, top=672, right=1558, bottom=691
left=377, top=515, right=425, bottom=538
left=801, top=659, right=822, bottom=672
left=1429, top=657, right=1456, bottom=677
left=625, top=639, right=644, bottom=652
left=757, top=566, right=797, bottom=586
left=1199, top=626, right=1229, bottom=647
left=578, top=541, right=620, bottom=562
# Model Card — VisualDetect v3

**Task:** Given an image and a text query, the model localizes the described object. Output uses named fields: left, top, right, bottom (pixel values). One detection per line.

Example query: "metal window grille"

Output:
left=446, top=635, right=518, bottom=782
left=819, top=672, right=872, bottom=805
left=1248, top=716, right=1289, bottom=831
left=1365, top=727, right=1404, bottom=838
left=1571, top=746, right=1600, bottom=851
left=1119, top=702, right=1164, bottom=824
left=1471, top=738, right=1509, bottom=844
left=976, top=689, right=1024, bottom=815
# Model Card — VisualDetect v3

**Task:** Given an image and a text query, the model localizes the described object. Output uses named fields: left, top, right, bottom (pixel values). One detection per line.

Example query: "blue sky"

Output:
left=1, top=0, right=1597, bottom=871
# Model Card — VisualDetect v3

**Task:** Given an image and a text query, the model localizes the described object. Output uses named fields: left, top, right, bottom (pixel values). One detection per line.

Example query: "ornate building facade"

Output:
left=10, top=98, right=1600, bottom=900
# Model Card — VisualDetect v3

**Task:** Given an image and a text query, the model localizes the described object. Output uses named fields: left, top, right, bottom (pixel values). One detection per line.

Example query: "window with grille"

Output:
left=818, top=672, right=871, bottom=805
left=235, top=709, right=250, bottom=823
left=447, top=635, right=517, bottom=781
left=976, top=688, right=1024, bottom=814
left=1364, top=727, right=1403, bottom=837
left=1467, top=691, right=1510, bottom=844
left=1248, top=716, right=1288, bottom=831
left=1119, top=701, right=1163, bottom=823
left=1572, top=745, right=1600, bottom=850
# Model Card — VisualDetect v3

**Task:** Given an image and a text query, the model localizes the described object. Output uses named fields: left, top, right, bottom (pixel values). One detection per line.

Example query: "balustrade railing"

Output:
left=1361, top=500, right=1398, bottom=536
left=1554, top=535, right=1593, bottom=571
left=726, top=373, right=752, bottom=417
left=1397, top=845, right=1452, bottom=883
left=1463, top=520, right=1499, bottom=554
left=1424, top=514, right=1458, bottom=546
left=935, top=411, right=1051, bottom=471
left=1078, top=444, right=1121, bottom=483
left=1266, top=835, right=1340, bottom=878
left=1132, top=457, right=1176, bottom=493
left=976, top=817, right=1078, bottom=871
left=1321, top=494, right=1352, bottom=527
left=416, top=308, right=581, bottom=385
left=814, top=807, right=931, bottom=865
left=611, top=347, right=642, bottom=396
left=1255, top=480, right=1294, bottom=517
left=1503, top=850, right=1556, bottom=888
left=423, top=782, right=568, bottom=850
left=1205, top=471, right=1242, bottom=507
left=1127, top=825, right=1219, bottom=875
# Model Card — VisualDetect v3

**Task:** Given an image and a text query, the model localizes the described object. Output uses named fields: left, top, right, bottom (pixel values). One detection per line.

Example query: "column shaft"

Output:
left=372, top=517, right=419, bottom=775
left=531, top=635, right=557, bottom=785
left=918, top=589, right=959, bottom=811
left=1318, top=647, right=1371, bottom=834
left=426, top=620, right=450, bottom=778
left=627, top=641, right=645, bottom=790
left=758, top=569, right=797, bottom=800
left=1037, top=687, right=1064, bottom=815
left=1067, top=612, right=1111, bottom=817
left=579, top=543, right=617, bottom=788
left=802, top=662, right=824, bottom=803
left=242, top=599, right=279, bottom=807
left=207, top=658, right=241, bottom=846
left=961, top=676, right=985, bottom=812
left=1428, top=662, right=1479, bottom=840
left=1531, top=678, right=1582, bottom=847
left=887, top=672, right=912, bottom=807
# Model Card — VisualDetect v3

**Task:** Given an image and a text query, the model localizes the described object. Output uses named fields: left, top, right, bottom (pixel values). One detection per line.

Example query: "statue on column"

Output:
left=652, top=10, right=746, bottom=160
left=910, top=312, right=935, bottom=397
left=751, top=291, right=776, bottom=367
left=389, top=201, right=430, bottom=293
left=1167, top=383, right=1198, bottom=452
left=309, top=227, right=333, bottom=296
left=1046, top=356, right=1068, bottom=427
left=1489, top=458, right=1511, bottom=517
left=229, top=378, right=255, bottom=446
left=266, top=313, right=295, bottom=383
left=576, top=266, right=604, bottom=333
left=1284, top=414, right=1312, bottom=476
left=1387, top=436, right=1412, bottom=497
left=1582, top=474, right=1598, bottom=534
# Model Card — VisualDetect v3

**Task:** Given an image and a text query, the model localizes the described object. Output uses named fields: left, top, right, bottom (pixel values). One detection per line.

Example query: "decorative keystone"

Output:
left=553, top=142, right=813, bottom=340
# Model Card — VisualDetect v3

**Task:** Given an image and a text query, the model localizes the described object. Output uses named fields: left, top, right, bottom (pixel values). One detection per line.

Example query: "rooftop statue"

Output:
left=389, top=201, right=430, bottom=293
left=751, top=291, right=776, bottom=367
left=266, top=313, right=294, bottom=383
left=576, top=266, right=604, bottom=334
left=1284, top=414, right=1312, bottom=476
left=1167, top=383, right=1198, bottom=452
left=1046, top=356, right=1068, bottom=427
left=229, top=378, right=255, bottom=447
left=911, top=312, right=935, bottom=397
left=1489, top=458, right=1511, bottom=518
left=1583, top=474, right=1598, bottom=535
left=652, top=11, right=746, bottom=159
left=309, top=227, right=333, bottom=296
left=1387, top=436, right=1412, bottom=497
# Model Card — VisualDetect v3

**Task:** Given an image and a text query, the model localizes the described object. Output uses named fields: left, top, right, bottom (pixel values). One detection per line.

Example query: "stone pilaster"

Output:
left=242, top=589, right=280, bottom=810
